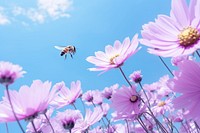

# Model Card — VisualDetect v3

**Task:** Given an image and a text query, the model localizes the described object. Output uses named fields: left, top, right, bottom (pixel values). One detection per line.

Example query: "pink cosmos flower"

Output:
left=170, top=60, right=200, bottom=124
left=143, top=75, right=172, bottom=99
left=89, top=126, right=103, bottom=133
left=129, top=70, right=142, bottom=83
left=56, top=109, right=82, bottom=131
left=51, top=80, right=82, bottom=108
left=100, top=103, right=110, bottom=117
left=73, top=107, right=103, bottom=132
left=171, top=55, right=190, bottom=66
left=82, top=90, right=103, bottom=105
left=140, top=0, right=200, bottom=57
left=111, top=85, right=140, bottom=115
left=0, top=61, right=26, bottom=86
left=86, top=34, right=140, bottom=74
left=0, top=80, right=59, bottom=122
left=101, top=84, right=118, bottom=99
left=151, top=98, right=174, bottom=116
left=26, top=108, right=54, bottom=133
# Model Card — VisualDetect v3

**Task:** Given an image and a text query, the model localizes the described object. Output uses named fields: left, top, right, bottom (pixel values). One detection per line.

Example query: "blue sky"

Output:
left=0, top=0, right=172, bottom=132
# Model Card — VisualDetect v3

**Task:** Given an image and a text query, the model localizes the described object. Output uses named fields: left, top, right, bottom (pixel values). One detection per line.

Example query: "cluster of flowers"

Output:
left=1, top=0, right=200, bottom=132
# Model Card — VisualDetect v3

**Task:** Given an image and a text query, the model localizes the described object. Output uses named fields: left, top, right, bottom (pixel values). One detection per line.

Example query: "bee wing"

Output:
left=54, top=46, right=66, bottom=50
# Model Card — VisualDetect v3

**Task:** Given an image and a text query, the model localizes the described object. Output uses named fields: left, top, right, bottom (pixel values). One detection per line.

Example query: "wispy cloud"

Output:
left=0, top=7, right=10, bottom=25
left=38, top=0, right=72, bottom=19
left=1, top=0, right=73, bottom=25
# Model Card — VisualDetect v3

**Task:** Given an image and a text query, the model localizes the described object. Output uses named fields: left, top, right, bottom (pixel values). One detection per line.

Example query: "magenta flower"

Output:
left=140, top=0, right=200, bottom=57
left=0, top=80, right=58, bottom=122
left=0, top=61, right=26, bottom=86
left=51, top=80, right=82, bottom=108
left=86, top=34, right=140, bottom=74
left=129, top=70, right=142, bottom=83
left=171, top=60, right=200, bottom=124
left=111, top=85, right=140, bottom=114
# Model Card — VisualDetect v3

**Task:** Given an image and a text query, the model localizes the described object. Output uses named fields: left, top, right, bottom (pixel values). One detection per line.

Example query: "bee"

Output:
left=54, top=45, right=76, bottom=59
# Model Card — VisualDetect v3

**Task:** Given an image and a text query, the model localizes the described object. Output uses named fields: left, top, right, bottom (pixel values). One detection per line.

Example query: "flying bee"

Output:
left=54, top=45, right=76, bottom=59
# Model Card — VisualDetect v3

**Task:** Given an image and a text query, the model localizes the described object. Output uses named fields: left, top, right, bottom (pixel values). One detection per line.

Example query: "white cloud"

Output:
left=26, top=8, right=45, bottom=23
left=38, top=0, right=72, bottom=19
left=0, top=7, right=10, bottom=25
left=12, top=6, right=25, bottom=16
left=2, top=0, right=73, bottom=25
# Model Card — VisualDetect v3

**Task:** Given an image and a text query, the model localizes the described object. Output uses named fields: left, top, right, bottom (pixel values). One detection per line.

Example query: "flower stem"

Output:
left=125, top=119, right=130, bottom=133
left=44, top=113, right=55, bottom=133
left=138, top=82, right=150, bottom=107
left=5, top=85, right=25, bottom=133
left=194, top=121, right=200, bottom=133
left=118, top=67, right=132, bottom=88
left=181, top=121, right=190, bottom=133
left=31, top=120, right=37, bottom=133
left=79, top=97, right=86, bottom=116
left=158, top=56, right=174, bottom=76
left=137, top=117, right=149, bottom=133
left=196, top=51, right=200, bottom=58
left=5, top=123, right=9, bottom=133
left=71, top=103, right=77, bottom=110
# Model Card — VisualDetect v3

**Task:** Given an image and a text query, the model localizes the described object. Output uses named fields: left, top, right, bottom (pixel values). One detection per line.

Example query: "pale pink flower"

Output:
left=51, top=80, right=82, bottom=108
left=111, top=104, right=146, bottom=122
left=82, top=90, right=103, bottom=105
left=73, top=107, right=103, bottom=132
left=141, top=0, right=200, bottom=57
left=129, top=70, right=142, bottom=83
left=156, top=75, right=173, bottom=97
left=171, top=55, right=190, bottom=66
left=101, top=84, right=118, bottom=99
left=111, top=85, right=140, bottom=114
left=86, top=34, right=140, bottom=74
left=0, top=80, right=58, bottom=122
left=171, top=60, right=200, bottom=124
left=89, top=126, right=103, bottom=133
left=100, top=103, right=110, bottom=117
left=26, top=108, right=54, bottom=133
left=0, top=61, right=26, bottom=85
left=170, top=109, right=186, bottom=123
left=143, top=75, right=173, bottom=98
left=151, top=98, right=174, bottom=116
left=53, top=109, right=83, bottom=132
left=111, top=111, right=139, bottom=122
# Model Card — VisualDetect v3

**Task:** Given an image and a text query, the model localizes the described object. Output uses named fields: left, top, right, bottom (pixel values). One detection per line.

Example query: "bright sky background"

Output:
left=0, top=0, right=172, bottom=132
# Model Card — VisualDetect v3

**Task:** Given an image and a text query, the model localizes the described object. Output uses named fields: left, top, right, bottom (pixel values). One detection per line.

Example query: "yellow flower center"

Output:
left=157, top=101, right=166, bottom=107
left=178, top=27, right=200, bottom=47
left=110, top=54, right=119, bottom=65
left=130, top=95, right=138, bottom=103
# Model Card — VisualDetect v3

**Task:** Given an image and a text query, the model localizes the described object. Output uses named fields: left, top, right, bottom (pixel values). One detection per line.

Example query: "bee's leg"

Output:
left=64, top=54, right=67, bottom=60
left=70, top=53, right=73, bottom=58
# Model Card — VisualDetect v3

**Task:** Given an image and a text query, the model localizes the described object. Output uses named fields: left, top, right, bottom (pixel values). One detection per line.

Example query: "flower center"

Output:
left=63, top=120, right=75, bottom=130
left=110, top=54, right=119, bottom=65
left=157, top=101, right=166, bottom=107
left=25, top=113, right=39, bottom=122
left=0, top=75, right=14, bottom=85
left=178, top=27, right=200, bottom=47
left=130, top=95, right=138, bottom=103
